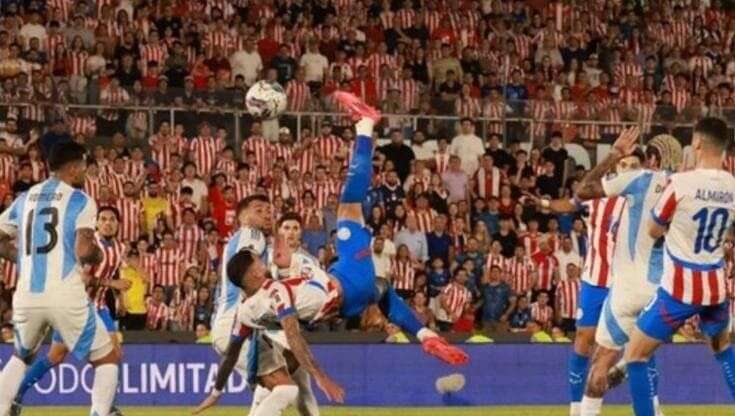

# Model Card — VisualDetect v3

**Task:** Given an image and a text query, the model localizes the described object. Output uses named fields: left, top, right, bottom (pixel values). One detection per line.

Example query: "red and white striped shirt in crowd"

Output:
left=555, top=278, right=580, bottom=319
left=146, top=298, right=170, bottom=330
left=531, top=251, right=558, bottom=291
left=169, top=199, right=198, bottom=229
left=395, top=8, right=416, bottom=29
left=456, top=97, right=481, bottom=118
left=601, top=107, right=623, bottom=136
left=314, top=134, right=343, bottom=160
left=177, top=224, right=204, bottom=263
left=172, top=288, right=197, bottom=330
left=377, top=76, right=398, bottom=103
left=84, top=175, right=103, bottom=202
left=92, top=235, right=126, bottom=308
left=241, top=135, right=272, bottom=177
left=347, top=56, right=368, bottom=76
left=189, top=136, right=221, bottom=178
left=379, top=10, right=395, bottom=29
left=475, top=166, right=504, bottom=200
left=68, top=114, right=96, bottom=137
left=155, top=247, right=183, bottom=287
left=232, top=180, right=256, bottom=203
left=127, top=160, right=146, bottom=182
left=530, top=100, right=551, bottom=137
left=45, top=32, right=66, bottom=56
left=105, top=172, right=127, bottom=198
left=295, top=143, right=317, bottom=174
left=485, top=252, right=505, bottom=271
left=614, top=62, right=643, bottom=81
left=203, top=31, right=232, bottom=56
left=440, top=282, right=472, bottom=322
left=391, top=259, right=416, bottom=291
left=48, top=0, right=73, bottom=20
left=68, top=50, right=88, bottom=76
left=397, top=78, right=419, bottom=111
left=581, top=197, right=625, bottom=288
left=140, top=43, right=168, bottom=65
left=505, top=256, right=535, bottom=295
left=435, top=152, right=450, bottom=174
left=530, top=301, right=554, bottom=326
left=0, top=257, right=17, bottom=290
left=367, top=53, right=396, bottom=80
left=671, top=88, right=690, bottom=113
left=424, top=10, right=441, bottom=33
left=272, top=143, right=293, bottom=164
left=483, top=100, right=506, bottom=134
left=312, top=182, right=336, bottom=209
left=689, top=55, right=714, bottom=77
left=521, top=231, right=541, bottom=255
left=150, top=134, right=178, bottom=173
left=99, top=87, right=130, bottom=121
left=514, top=34, right=532, bottom=59
left=286, top=80, right=311, bottom=111
left=410, top=209, right=437, bottom=233
left=115, top=197, right=143, bottom=244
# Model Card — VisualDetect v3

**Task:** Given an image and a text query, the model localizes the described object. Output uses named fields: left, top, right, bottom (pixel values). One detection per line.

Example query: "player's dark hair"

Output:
left=237, top=194, right=269, bottom=217
left=277, top=212, right=302, bottom=229
left=97, top=205, right=120, bottom=221
left=695, top=117, right=730, bottom=150
left=227, top=249, right=256, bottom=289
left=48, top=142, right=87, bottom=172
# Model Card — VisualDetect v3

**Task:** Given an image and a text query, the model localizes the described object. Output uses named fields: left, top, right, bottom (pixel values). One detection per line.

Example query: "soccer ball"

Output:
left=246, top=80, right=287, bottom=119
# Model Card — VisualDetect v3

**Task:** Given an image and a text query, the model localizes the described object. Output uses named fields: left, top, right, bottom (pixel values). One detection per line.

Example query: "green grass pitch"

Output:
left=19, top=406, right=734, bottom=415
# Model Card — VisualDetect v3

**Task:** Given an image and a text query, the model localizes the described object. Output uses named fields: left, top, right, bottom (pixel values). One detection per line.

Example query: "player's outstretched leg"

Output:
left=14, top=338, right=68, bottom=407
left=0, top=355, right=29, bottom=414
left=568, top=327, right=594, bottom=416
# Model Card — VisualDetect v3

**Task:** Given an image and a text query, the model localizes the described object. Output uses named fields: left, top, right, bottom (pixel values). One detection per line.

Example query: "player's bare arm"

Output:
left=523, top=191, right=577, bottom=213
left=576, top=126, right=640, bottom=201
left=76, top=227, right=103, bottom=266
left=0, top=230, right=17, bottom=262
left=282, top=314, right=345, bottom=403
left=192, top=335, right=246, bottom=415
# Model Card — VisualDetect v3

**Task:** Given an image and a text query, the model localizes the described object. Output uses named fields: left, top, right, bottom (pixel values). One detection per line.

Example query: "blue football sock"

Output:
left=568, top=352, right=589, bottom=403
left=628, top=361, right=655, bottom=416
left=714, top=347, right=735, bottom=399
left=15, top=357, right=54, bottom=403
left=647, top=355, right=659, bottom=395
left=378, top=285, right=423, bottom=337
left=340, top=134, right=373, bottom=204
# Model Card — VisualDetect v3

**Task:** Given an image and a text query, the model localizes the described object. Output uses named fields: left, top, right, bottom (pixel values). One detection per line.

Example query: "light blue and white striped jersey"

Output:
left=212, top=227, right=267, bottom=322
left=0, top=178, right=97, bottom=308
left=602, top=169, right=669, bottom=295
left=266, top=246, right=320, bottom=279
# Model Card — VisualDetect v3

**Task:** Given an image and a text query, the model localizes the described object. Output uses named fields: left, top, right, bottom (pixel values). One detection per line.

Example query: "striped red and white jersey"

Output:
left=652, top=170, right=735, bottom=305
left=99, top=87, right=130, bottom=121
left=367, top=53, right=397, bottom=80
left=115, top=197, right=143, bottom=244
left=127, top=160, right=146, bottom=182
left=45, top=32, right=66, bottom=56
left=671, top=88, right=690, bottom=113
left=177, top=224, right=204, bottom=263
left=68, top=50, right=88, bottom=76
left=614, top=62, right=643, bottom=81
left=347, top=56, right=368, bottom=76
left=233, top=180, right=256, bottom=202
left=271, top=143, right=294, bottom=164
left=146, top=299, right=170, bottom=330
left=581, top=197, right=625, bottom=287
left=514, top=34, right=532, bottom=59
left=215, top=158, right=237, bottom=176
left=423, top=10, right=442, bottom=33
left=84, top=176, right=103, bottom=202
left=485, top=252, right=505, bottom=271
left=435, top=152, right=450, bottom=175
left=169, top=200, right=198, bottom=229
left=172, top=288, right=198, bottom=330
left=397, top=78, right=420, bottom=111
left=314, top=135, right=343, bottom=161
left=69, top=115, right=97, bottom=137
left=286, top=80, right=311, bottom=112
left=189, top=136, right=222, bottom=178
left=295, top=144, right=317, bottom=174
left=600, top=107, right=623, bottom=136
left=154, top=247, right=183, bottom=287
left=474, top=166, right=504, bottom=199
left=0, top=256, right=17, bottom=290
left=530, top=100, right=551, bottom=137
left=203, top=31, right=233, bottom=57
left=377, top=76, right=399, bottom=103
left=530, top=301, right=554, bottom=325
left=91, top=235, right=126, bottom=308
left=149, top=135, right=179, bottom=173
left=140, top=252, right=157, bottom=293
left=505, top=256, right=535, bottom=295
left=456, top=97, right=481, bottom=118
left=555, top=278, right=580, bottom=319
left=395, top=8, right=416, bottom=29
left=532, top=252, right=558, bottom=291
left=391, top=259, right=416, bottom=291
left=312, top=182, right=337, bottom=209
left=241, top=135, right=272, bottom=177
left=521, top=231, right=541, bottom=256
left=140, top=43, right=168, bottom=66
left=48, top=0, right=73, bottom=20
left=105, top=172, right=127, bottom=198
left=689, top=55, right=714, bottom=77
left=440, top=282, right=472, bottom=321
left=410, top=209, right=437, bottom=233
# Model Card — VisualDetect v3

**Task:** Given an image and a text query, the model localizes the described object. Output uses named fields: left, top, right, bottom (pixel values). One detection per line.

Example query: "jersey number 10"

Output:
left=692, top=207, right=729, bottom=254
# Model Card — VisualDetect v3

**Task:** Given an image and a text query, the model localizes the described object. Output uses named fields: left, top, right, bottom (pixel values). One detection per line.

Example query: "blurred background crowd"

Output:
left=0, top=0, right=733, bottom=342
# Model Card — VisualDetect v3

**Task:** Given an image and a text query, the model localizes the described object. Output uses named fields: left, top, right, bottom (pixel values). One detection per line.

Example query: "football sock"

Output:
left=378, top=285, right=423, bottom=337
left=251, top=385, right=298, bottom=416
left=90, top=364, right=118, bottom=416
left=0, top=355, right=27, bottom=414
left=568, top=352, right=589, bottom=406
left=580, top=396, right=603, bottom=416
left=15, top=356, right=54, bottom=403
left=715, top=347, right=735, bottom=399
left=249, top=385, right=271, bottom=416
left=340, top=119, right=374, bottom=204
left=293, top=368, right=320, bottom=416
left=628, top=361, right=655, bottom=416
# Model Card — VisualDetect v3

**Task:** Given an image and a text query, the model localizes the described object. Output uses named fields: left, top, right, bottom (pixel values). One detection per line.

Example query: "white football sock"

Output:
left=580, top=395, right=603, bottom=416
left=654, top=395, right=664, bottom=416
left=0, top=356, right=27, bottom=413
left=251, top=385, right=298, bottom=416
left=249, top=385, right=272, bottom=416
left=90, top=364, right=118, bottom=416
left=569, top=401, right=581, bottom=416
left=293, top=368, right=320, bottom=416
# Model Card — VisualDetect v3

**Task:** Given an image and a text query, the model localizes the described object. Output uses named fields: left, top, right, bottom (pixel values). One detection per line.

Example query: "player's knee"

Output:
left=89, top=343, right=120, bottom=366
left=259, top=367, right=295, bottom=391
left=709, top=330, right=731, bottom=354
left=47, top=344, right=69, bottom=364
left=574, top=328, right=595, bottom=355
left=374, top=277, right=390, bottom=301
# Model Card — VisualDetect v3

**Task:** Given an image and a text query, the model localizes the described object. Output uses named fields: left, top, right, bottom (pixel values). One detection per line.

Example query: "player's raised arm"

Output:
left=576, top=126, right=640, bottom=201
left=281, top=314, right=345, bottom=403
left=192, top=332, right=247, bottom=415
left=523, top=191, right=578, bottom=213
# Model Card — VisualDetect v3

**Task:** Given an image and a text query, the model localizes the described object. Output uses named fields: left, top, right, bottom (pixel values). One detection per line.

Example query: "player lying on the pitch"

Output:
left=193, top=92, right=468, bottom=414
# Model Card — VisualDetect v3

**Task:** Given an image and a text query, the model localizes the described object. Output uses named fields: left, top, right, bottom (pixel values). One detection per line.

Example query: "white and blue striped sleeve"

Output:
left=74, top=194, right=97, bottom=230
left=601, top=170, right=644, bottom=198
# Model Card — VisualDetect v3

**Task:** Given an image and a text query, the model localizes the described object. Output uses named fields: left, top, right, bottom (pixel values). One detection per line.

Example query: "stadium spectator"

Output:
left=436, top=268, right=472, bottom=332
left=478, top=265, right=515, bottom=329
left=120, top=249, right=149, bottom=331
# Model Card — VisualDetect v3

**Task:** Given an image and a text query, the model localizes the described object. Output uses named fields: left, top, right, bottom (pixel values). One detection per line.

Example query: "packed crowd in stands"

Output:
left=0, top=0, right=733, bottom=340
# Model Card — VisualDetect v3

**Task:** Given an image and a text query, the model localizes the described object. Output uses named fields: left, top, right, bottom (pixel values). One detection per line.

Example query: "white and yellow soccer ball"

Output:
left=246, top=80, right=287, bottom=119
